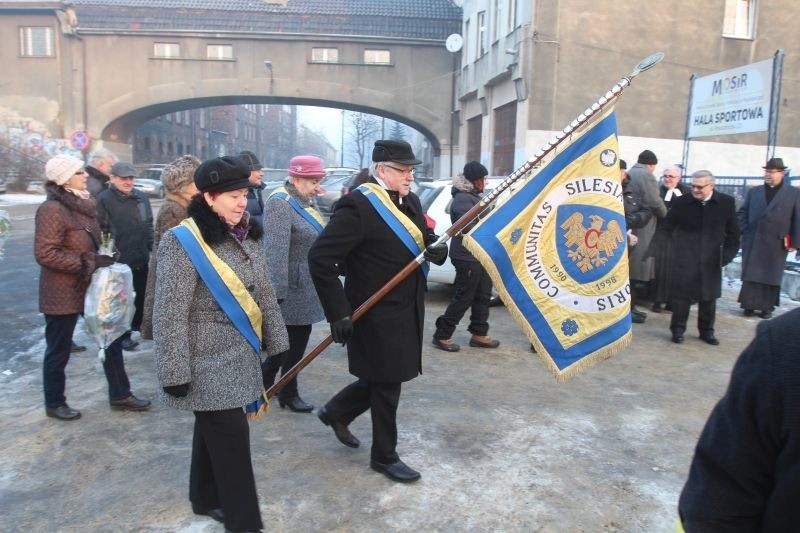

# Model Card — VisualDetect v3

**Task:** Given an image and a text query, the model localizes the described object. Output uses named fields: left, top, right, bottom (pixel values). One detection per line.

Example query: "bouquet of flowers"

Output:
left=83, top=234, right=134, bottom=360
left=0, top=210, right=11, bottom=260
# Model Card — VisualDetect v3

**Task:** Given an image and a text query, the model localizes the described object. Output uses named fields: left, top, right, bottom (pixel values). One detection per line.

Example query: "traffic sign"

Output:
left=69, top=130, right=90, bottom=151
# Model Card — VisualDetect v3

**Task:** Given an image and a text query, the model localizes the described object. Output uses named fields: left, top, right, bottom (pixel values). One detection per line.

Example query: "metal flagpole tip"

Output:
left=630, top=52, right=665, bottom=77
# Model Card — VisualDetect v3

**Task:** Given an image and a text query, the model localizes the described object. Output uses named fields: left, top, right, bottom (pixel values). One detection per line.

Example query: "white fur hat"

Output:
left=45, top=154, right=84, bottom=186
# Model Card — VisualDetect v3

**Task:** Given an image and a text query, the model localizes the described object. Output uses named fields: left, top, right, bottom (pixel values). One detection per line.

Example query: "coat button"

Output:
left=247, top=284, right=255, bottom=292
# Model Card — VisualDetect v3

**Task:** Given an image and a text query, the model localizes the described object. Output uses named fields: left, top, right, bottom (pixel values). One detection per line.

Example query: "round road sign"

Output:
left=69, top=130, right=90, bottom=151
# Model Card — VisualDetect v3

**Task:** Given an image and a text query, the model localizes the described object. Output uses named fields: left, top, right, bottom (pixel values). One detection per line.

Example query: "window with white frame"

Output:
left=206, top=44, right=233, bottom=59
left=492, top=0, right=500, bottom=42
left=723, top=0, right=755, bottom=38
left=364, top=49, right=391, bottom=65
left=507, top=0, right=517, bottom=32
left=311, top=47, right=339, bottom=63
left=154, top=42, right=180, bottom=58
left=477, top=11, right=487, bottom=57
left=19, top=27, right=54, bottom=57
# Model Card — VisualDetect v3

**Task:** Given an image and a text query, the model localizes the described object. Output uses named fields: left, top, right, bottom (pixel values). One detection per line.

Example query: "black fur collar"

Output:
left=187, top=196, right=263, bottom=245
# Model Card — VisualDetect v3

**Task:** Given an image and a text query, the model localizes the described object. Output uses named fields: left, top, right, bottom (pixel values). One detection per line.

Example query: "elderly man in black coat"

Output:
left=308, top=140, right=446, bottom=483
left=737, top=157, right=800, bottom=319
left=665, top=170, right=739, bottom=345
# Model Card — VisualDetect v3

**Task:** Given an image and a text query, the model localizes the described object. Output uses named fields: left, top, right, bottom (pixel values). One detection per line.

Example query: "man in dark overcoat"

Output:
left=666, top=170, right=739, bottom=345
left=308, top=140, right=446, bottom=483
left=736, top=157, right=800, bottom=319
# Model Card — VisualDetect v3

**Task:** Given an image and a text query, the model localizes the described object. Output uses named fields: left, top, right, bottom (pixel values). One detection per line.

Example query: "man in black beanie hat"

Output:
left=433, top=161, right=501, bottom=351
left=308, top=139, right=446, bottom=483
left=239, top=150, right=266, bottom=225
left=626, top=149, right=666, bottom=308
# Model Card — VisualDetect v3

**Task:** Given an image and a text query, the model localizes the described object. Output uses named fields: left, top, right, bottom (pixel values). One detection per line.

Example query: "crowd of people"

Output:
left=34, top=143, right=798, bottom=531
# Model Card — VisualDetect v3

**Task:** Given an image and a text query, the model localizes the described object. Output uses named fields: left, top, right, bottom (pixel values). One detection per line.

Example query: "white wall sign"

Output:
left=688, top=58, right=773, bottom=138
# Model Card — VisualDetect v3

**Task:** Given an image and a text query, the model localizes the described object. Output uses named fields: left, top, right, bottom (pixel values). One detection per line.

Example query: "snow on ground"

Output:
left=0, top=194, right=45, bottom=207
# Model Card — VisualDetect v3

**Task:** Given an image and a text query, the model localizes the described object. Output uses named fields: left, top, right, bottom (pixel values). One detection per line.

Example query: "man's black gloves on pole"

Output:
left=423, top=243, right=448, bottom=265
left=330, top=316, right=353, bottom=345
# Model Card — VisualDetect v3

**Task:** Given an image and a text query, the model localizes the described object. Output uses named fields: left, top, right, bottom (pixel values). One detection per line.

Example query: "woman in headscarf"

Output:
left=140, top=154, right=200, bottom=340
left=35, top=154, right=151, bottom=421
left=261, top=155, right=326, bottom=412
left=153, top=156, right=288, bottom=532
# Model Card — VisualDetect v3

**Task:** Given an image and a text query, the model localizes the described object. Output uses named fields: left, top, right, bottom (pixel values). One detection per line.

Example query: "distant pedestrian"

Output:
left=36, top=154, right=151, bottom=421
left=239, top=150, right=266, bottom=226
left=737, top=158, right=800, bottom=319
left=664, top=170, right=739, bottom=345
left=432, top=161, right=501, bottom=352
left=261, top=155, right=327, bottom=413
left=96, top=161, right=154, bottom=351
left=85, top=148, right=118, bottom=198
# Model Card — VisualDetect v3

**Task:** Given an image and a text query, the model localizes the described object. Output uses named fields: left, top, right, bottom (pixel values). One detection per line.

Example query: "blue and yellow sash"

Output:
left=356, top=183, right=428, bottom=277
left=171, top=218, right=268, bottom=420
left=268, top=186, right=325, bottom=234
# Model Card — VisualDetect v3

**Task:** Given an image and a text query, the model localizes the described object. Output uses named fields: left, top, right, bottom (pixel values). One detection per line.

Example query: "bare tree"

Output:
left=347, top=112, right=380, bottom=168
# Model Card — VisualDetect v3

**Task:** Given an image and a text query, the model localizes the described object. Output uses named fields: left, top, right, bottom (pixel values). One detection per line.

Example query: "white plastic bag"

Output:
left=84, top=262, right=135, bottom=360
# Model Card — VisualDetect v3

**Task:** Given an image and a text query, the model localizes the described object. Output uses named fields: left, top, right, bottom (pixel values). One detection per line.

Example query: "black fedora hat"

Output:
left=763, top=158, right=788, bottom=171
left=372, top=140, right=422, bottom=165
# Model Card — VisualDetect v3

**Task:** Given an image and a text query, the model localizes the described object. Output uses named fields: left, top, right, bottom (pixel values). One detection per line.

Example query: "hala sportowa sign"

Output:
left=687, top=58, right=774, bottom=138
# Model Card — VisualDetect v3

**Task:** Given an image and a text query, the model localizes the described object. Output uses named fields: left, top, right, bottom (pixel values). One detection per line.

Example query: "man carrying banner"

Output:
left=665, top=170, right=739, bottom=345
left=308, top=140, right=446, bottom=483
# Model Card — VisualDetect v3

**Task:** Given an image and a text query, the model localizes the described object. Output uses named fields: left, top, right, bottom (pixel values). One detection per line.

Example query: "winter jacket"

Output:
left=626, top=163, right=667, bottom=281
left=96, top=185, right=154, bottom=268
left=35, top=182, right=104, bottom=315
left=153, top=197, right=289, bottom=411
left=246, top=184, right=266, bottom=226
left=263, top=182, right=325, bottom=326
left=448, top=173, right=483, bottom=262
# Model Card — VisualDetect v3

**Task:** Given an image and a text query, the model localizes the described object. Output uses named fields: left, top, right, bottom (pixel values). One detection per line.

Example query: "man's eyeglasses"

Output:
left=74, top=170, right=86, bottom=175
left=115, top=176, right=135, bottom=180
left=691, top=183, right=711, bottom=190
left=662, top=174, right=680, bottom=179
left=382, top=164, right=415, bottom=177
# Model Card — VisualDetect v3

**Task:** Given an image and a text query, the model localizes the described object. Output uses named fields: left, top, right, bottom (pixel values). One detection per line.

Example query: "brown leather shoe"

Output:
left=110, top=394, right=151, bottom=411
left=45, top=404, right=82, bottom=421
left=432, top=338, right=460, bottom=352
left=469, top=335, right=500, bottom=348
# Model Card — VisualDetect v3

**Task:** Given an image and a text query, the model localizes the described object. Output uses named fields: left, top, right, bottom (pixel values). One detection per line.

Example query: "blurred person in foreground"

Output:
left=648, top=164, right=691, bottom=313
left=261, top=155, right=327, bottom=413
left=432, top=161, right=501, bottom=352
left=678, top=307, right=800, bottom=531
left=140, top=155, right=201, bottom=340
left=737, top=158, right=800, bottom=319
left=35, top=154, right=150, bottom=421
left=153, top=156, right=288, bottom=532
left=308, top=140, right=447, bottom=483
left=664, top=170, right=739, bottom=345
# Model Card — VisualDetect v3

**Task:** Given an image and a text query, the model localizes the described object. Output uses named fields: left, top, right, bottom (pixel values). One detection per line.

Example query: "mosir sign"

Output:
left=688, top=58, right=773, bottom=138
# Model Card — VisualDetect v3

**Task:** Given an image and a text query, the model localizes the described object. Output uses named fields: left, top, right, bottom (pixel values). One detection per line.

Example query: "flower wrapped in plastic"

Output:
left=83, top=235, right=134, bottom=360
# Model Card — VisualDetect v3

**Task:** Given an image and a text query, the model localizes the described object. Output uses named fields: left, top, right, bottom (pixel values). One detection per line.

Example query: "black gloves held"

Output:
left=94, top=254, right=115, bottom=269
left=163, top=383, right=189, bottom=398
left=424, top=243, right=448, bottom=265
left=330, top=316, right=353, bottom=345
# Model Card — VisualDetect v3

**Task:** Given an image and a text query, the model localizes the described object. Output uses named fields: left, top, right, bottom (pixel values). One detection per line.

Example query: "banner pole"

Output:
left=265, top=52, right=666, bottom=402
left=766, top=49, right=785, bottom=161
left=681, top=73, right=696, bottom=176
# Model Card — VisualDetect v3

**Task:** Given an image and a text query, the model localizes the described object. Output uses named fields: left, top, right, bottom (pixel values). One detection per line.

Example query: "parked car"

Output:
left=135, top=167, right=166, bottom=198
left=316, top=167, right=358, bottom=216
left=27, top=180, right=45, bottom=194
left=0, top=177, right=6, bottom=194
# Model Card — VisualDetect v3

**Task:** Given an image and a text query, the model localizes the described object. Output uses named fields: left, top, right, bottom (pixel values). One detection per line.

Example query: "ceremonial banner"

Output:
left=463, top=109, right=631, bottom=381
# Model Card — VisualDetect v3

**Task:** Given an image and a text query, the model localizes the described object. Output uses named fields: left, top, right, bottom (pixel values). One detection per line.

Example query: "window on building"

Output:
left=507, top=0, right=517, bottom=32
left=493, top=102, right=517, bottom=176
left=143, top=137, right=151, bottom=151
left=723, top=0, right=755, bottom=38
left=159, top=141, right=164, bottom=155
left=492, top=0, right=500, bottom=42
left=167, top=142, right=174, bottom=155
left=165, top=113, right=172, bottom=123
left=206, top=44, right=233, bottom=59
left=364, top=49, right=391, bottom=65
left=467, top=116, right=482, bottom=163
left=175, top=112, right=182, bottom=125
left=19, top=27, right=54, bottom=57
left=199, top=111, right=206, bottom=129
left=311, top=48, right=339, bottom=63
left=477, top=11, right=487, bottom=57
left=153, top=42, right=180, bottom=58
left=177, top=143, right=184, bottom=154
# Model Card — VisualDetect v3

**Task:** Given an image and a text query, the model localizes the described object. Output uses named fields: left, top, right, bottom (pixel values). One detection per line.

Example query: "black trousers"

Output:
left=130, top=265, right=148, bottom=332
left=434, top=259, right=493, bottom=340
left=190, top=409, right=262, bottom=532
left=670, top=297, right=717, bottom=337
left=324, top=379, right=402, bottom=464
left=261, top=324, right=311, bottom=401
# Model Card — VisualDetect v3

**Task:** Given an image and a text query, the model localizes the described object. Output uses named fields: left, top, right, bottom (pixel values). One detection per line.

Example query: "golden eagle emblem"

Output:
left=559, top=213, right=624, bottom=272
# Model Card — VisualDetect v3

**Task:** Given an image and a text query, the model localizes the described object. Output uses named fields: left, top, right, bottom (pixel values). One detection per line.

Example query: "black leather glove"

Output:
left=277, top=298, right=284, bottom=305
left=94, top=254, right=115, bottom=269
left=330, top=316, right=353, bottom=345
left=163, top=383, right=189, bottom=398
left=423, top=243, right=448, bottom=265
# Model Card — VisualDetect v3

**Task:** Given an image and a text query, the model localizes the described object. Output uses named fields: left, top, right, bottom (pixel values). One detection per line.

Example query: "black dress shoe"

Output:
left=370, top=458, right=421, bottom=483
left=279, top=396, right=314, bottom=413
left=671, top=333, right=684, bottom=344
left=110, top=394, right=151, bottom=411
left=700, top=335, right=720, bottom=346
left=192, top=504, right=224, bottom=524
left=70, top=341, right=87, bottom=353
left=651, top=302, right=663, bottom=313
left=743, top=309, right=755, bottom=317
left=317, top=406, right=359, bottom=448
left=120, top=337, right=139, bottom=351
left=45, top=404, right=82, bottom=421
left=432, top=338, right=460, bottom=352
left=759, top=310, right=773, bottom=319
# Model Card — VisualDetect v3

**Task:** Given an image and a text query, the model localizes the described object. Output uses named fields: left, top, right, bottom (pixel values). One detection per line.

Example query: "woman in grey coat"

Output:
left=261, top=155, right=326, bottom=413
left=154, top=156, right=289, bottom=533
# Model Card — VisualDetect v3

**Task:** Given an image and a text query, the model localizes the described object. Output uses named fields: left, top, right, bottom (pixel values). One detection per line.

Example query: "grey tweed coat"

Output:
left=153, top=198, right=289, bottom=412
left=263, top=182, right=325, bottom=326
